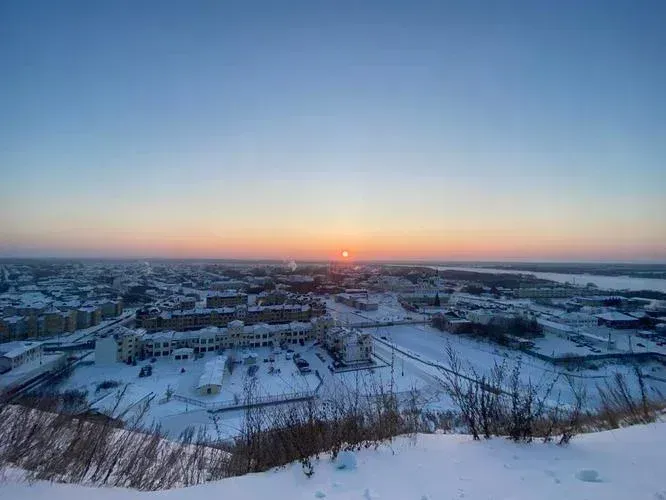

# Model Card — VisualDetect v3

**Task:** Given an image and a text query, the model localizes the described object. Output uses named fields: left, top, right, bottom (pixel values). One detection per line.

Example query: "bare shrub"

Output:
left=439, top=344, right=587, bottom=443
left=595, top=366, right=663, bottom=429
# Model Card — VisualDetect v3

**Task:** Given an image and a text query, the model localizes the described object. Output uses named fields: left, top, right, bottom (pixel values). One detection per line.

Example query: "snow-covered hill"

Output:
left=2, top=423, right=665, bottom=500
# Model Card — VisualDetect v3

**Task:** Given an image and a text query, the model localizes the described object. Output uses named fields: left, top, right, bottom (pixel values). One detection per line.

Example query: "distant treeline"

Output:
left=482, top=262, right=666, bottom=280
left=435, top=270, right=552, bottom=289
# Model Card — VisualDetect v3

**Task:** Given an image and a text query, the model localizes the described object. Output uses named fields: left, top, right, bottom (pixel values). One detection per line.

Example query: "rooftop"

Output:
left=0, top=341, right=43, bottom=359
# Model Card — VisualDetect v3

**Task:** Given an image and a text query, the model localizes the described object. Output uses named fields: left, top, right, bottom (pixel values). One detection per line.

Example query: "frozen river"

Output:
left=433, top=266, right=666, bottom=293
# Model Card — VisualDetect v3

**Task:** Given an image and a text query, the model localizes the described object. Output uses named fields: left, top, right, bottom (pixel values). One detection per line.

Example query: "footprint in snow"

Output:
left=575, top=469, right=602, bottom=483
left=363, top=487, right=379, bottom=499
left=544, top=470, right=561, bottom=484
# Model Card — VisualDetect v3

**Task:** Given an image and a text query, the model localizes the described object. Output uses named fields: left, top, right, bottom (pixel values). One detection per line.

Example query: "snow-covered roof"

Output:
left=0, top=341, right=42, bottom=359
left=197, top=356, right=228, bottom=389
left=595, top=311, right=636, bottom=322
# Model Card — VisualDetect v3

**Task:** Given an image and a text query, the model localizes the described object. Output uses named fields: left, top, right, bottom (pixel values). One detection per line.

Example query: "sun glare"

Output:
left=341, top=250, right=349, bottom=258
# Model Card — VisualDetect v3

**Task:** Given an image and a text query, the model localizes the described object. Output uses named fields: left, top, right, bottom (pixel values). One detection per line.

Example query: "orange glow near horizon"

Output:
left=4, top=225, right=666, bottom=262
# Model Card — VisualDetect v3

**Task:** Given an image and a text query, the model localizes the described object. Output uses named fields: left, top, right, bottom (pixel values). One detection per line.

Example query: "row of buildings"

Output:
left=0, top=298, right=123, bottom=342
left=334, top=292, right=379, bottom=311
left=96, top=316, right=335, bottom=363
left=136, top=303, right=321, bottom=332
left=0, top=341, right=44, bottom=373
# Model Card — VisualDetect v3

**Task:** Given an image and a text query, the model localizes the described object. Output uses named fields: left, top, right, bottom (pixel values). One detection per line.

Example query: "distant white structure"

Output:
left=0, top=341, right=43, bottom=372
left=197, top=356, right=228, bottom=395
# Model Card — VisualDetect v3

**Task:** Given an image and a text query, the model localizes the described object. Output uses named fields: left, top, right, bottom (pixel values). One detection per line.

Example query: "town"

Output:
left=1, top=259, right=666, bottom=437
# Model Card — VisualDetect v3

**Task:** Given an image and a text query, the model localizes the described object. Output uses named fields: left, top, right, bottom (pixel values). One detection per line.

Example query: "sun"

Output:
left=341, top=250, right=349, bottom=258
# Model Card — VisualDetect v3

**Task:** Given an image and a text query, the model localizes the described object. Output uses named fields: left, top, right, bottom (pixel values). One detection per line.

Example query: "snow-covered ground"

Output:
left=325, top=294, right=424, bottom=325
left=378, top=323, right=666, bottom=408
left=3, top=421, right=666, bottom=499
left=54, top=340, right=447, bottom=438
left=56, top=348, right=321, bottom=438
left=434, top=266, right=666, bottom=293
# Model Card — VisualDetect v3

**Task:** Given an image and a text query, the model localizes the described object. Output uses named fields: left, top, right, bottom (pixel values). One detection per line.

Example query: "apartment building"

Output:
left=98, top=299, right=123, bottom=319
left=104, top=315, right=333, bottom=362
left=323, top=326, right=373, bottom=365
left=0, top=341, right=43, bottom=372
left=140, top=318, right=329, bottom=358
left=205, top=291, right=248, bottom=308
left=0, top=316, right=28, bottom=342
left=42, top=306, right=66, bottom=335
left=77, top=305, right=102, bottom=330
left=162, top=296, right=197, bottom=311
left=137, top=304, right=315, bottom=332
left=95, top=326, right=146, bottom=364
left=334, top=293, right=379, bottom=311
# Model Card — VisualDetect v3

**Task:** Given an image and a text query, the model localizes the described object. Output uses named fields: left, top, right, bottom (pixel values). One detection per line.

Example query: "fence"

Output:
left=172, top=390, right=317, bottom=412
left=352, top=319, right=428, bottom=329
left=523, top=348, right=666, bottom=367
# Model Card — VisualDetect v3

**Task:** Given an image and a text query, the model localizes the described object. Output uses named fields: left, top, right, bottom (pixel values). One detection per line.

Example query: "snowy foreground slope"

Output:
left=2, top=423, right=666, bottom=500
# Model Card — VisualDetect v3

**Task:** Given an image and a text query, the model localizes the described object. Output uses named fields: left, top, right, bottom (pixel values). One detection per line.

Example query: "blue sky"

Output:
left=1, top=0, right=665, bottom=260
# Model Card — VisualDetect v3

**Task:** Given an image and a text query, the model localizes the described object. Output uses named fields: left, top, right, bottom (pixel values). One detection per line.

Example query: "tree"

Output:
left=433, top=292, right=441, bottom=307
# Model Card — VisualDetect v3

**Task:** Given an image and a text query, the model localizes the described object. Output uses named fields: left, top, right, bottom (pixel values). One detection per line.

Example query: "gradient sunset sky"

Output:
left=1, top=1, right=665, bottom=262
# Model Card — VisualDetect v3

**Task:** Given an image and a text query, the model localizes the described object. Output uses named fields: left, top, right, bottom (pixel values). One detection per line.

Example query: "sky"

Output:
left=1, top=0, right=665, bottom=262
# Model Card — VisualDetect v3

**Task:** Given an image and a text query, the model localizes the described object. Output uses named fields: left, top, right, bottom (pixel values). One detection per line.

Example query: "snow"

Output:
left=3, top=422, right=666, bottom=499
left=377, top=323, right=666, bottom=408
left=434, top=266, right=666, bottom=293
left=335, top=451, right=357, bottom=470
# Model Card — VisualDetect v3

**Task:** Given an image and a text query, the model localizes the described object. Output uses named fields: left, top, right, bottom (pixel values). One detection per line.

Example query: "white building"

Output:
left=553, top=311, right=598, bottom=328
left=0, top=341, right=43, bottom=372
left=197, top=355, right=228, bottom=395
left=324, top=327, right=373, bottom=365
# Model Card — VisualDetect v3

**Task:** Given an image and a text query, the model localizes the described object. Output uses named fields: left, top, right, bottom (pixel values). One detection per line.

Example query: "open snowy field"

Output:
left=3, top=421, right=665, bottom=500
left=377, top=323, right=666, bottom=408
left=57, top=348, right=319, bottom=437
left=54, top=340, right=448, bottom=437
left=325, top=294, right=422, bottom=325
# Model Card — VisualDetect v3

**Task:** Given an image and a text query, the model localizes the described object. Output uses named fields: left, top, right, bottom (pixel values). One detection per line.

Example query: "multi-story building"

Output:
left=77, top=305, right=102, bottom=330
left=94, top=326, right=146, bottom=364
left=162, top=296, right=197, bottom=311
left=324, top=326, right=373, bottom=365
left=205, top=291, right=248, bottom=308
left=101, top=315, right=333, bottom=362
left=61, top=309, right=78, bottom=333
left=42, top=306, right=65, bottom=335
left=137, top=304, right=315, bottom=332
left=0, top=341, right=43, bottom=372
left=98, top=299, right=123, bottom=319
left=334, top=293, right=379, bottom=311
